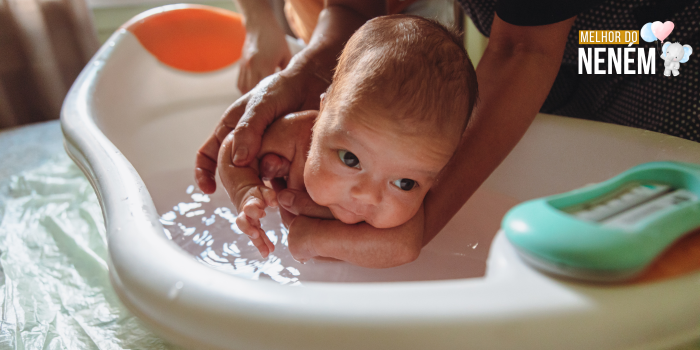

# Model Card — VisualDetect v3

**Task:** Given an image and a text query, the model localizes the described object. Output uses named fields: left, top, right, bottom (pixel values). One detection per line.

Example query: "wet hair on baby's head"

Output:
left=324, top=14, right=478, bottom=137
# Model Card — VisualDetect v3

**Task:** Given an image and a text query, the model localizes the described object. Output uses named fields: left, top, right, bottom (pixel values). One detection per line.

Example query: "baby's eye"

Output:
left=338, top=150, right=360, bottom=168
left=393, top=178, right=416, bottom=191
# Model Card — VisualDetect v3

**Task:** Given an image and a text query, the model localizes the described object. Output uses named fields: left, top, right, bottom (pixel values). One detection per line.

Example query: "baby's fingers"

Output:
left=252, top=226, right=275, bottom=258
left=236, top=213, right=271, bottom=258
left=242, top=196, right=267, bottom=220
left=260, top=227, right=275, bottom=256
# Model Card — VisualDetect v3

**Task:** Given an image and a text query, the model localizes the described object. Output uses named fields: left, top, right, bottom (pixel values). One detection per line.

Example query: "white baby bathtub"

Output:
left=61, top=5, right=700, bottom=350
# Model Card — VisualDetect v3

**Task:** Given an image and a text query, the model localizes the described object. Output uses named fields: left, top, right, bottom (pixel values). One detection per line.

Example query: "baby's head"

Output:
left=304, top=15, right=478, bottom=228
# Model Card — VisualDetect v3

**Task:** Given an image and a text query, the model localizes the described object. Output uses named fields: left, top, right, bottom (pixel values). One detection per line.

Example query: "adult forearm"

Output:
left=233, top=0, right=277, bottom=28
left=422, top=17, right=573, bottom=244
left=288, top=1, right=385, bottom=83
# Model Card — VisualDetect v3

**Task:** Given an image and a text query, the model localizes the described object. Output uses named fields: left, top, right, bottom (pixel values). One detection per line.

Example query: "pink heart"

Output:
left=651, top=21, right=674, bottom=42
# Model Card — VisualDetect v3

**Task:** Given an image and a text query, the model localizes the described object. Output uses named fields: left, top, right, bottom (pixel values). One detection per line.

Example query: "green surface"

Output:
left=504, top=161, right=700, bottom=281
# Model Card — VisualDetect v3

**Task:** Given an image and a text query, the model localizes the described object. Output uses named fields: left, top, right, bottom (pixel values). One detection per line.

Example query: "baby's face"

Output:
left=304, top=101, right=459, bottom=228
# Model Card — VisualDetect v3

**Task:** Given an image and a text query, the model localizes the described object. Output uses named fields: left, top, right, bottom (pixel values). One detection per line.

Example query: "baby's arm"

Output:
left=285, top=201, right=425, bottom=268
left=218, top=111, right=316, bottom=257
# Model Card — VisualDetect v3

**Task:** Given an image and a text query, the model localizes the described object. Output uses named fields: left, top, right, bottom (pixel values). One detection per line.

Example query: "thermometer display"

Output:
left=562, top=183, right=698, bottom=228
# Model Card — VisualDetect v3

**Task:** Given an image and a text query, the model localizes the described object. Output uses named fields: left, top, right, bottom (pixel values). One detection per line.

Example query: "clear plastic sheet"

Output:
left=0, top=155, right=182, bottom=350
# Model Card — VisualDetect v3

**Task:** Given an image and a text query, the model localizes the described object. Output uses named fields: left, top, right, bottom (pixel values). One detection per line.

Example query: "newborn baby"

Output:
left=219, top=14, right=478, bottom=264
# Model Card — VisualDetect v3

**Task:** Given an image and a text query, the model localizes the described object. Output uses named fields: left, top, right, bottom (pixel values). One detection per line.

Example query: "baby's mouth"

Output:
left=333, top=204, right=366, bottom=223
left=343, top=203, right=368, bottom=216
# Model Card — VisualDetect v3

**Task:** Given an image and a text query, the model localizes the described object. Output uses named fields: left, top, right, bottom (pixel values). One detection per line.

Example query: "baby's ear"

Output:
left=319, top=93, right=326, bottom=110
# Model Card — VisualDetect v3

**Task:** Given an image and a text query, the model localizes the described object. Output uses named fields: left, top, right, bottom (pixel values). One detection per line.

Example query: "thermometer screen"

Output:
left=564, top=182, right=698, bottom=227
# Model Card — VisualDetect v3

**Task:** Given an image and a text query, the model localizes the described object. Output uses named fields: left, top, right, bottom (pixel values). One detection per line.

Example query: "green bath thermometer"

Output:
left=502, top=161, right=700, bottom=282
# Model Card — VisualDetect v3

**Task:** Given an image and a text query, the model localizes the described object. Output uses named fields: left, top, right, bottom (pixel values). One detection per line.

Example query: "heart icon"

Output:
left=651, top=21, right=674, bottom=43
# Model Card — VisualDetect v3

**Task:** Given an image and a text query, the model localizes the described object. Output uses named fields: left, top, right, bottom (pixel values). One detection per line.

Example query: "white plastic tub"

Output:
left=61, top=5, right=700, bottom=350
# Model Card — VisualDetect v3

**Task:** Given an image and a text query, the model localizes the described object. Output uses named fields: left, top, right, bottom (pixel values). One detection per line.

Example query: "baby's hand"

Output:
left=219, top=132, right=281, bottom=258
left=235, top=185, right=277, bottom=258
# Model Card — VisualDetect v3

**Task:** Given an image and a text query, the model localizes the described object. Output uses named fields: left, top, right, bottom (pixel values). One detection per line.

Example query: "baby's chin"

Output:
left=329, top=205, right=365, bottom=225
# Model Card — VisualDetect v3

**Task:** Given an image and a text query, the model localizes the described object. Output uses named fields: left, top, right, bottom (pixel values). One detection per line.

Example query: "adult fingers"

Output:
left=279, top=48, right=292, bottom=70
left=239, top=58, right=275, bottom=95
left=237, top=65, right=255, bottom=95
left=229, top=74, right=282, bottom=167
left=268, top=178, right=297, bottom=227
left=269, top=177, right=287, bottom=193
left=195, top=94, right=251, bottom=193
left=194, top=149, right=217, bottom=194
left=277, top=188, right=334, bottom=219
left=231, top=68, right=327, bottom=168
left=215, top=133, right=236, bottom=197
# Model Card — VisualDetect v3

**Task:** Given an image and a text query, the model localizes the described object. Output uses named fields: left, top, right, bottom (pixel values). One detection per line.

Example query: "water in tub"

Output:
left=142, top=169, right=521, bottom=284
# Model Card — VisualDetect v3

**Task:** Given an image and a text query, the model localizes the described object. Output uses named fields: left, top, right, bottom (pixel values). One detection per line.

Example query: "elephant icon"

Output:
left=661, top=42, right=693, bottom=76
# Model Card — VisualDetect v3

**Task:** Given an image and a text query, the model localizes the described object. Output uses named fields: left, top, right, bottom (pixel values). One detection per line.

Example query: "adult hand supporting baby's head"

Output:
left=194, top=64, right=329, bottom=194
left=277, top=189, right=335, bottom=220
left=261, top=154, right=335, bottom=223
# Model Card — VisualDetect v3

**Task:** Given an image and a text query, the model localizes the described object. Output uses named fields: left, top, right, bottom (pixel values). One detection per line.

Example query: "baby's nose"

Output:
left=350, top=175, right=382, bottom=206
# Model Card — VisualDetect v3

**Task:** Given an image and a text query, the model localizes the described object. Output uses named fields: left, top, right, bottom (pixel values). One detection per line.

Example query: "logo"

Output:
left=641, top=21, right=694, bottom=77
left=578, top=21, right=693, bottom=76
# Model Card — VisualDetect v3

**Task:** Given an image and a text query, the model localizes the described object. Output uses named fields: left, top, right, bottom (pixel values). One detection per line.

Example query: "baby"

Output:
left=219, top=14, right=478, bottom=264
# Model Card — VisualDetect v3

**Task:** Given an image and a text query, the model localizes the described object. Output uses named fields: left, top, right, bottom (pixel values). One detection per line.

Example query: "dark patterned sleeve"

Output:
left=495, top=0, right=604, bottom=26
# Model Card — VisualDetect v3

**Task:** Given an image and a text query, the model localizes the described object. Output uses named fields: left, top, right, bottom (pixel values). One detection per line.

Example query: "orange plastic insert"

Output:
left=124, top=5, right=245, bottom=72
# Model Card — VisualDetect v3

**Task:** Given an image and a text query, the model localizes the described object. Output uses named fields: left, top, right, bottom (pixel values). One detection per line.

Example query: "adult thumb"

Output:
left=277, top=189, right=334, bottom=219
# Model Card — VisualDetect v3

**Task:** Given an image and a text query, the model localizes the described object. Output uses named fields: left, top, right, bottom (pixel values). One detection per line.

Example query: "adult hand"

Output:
left=237, top=26, right=292, bottom=94
left=260, top=153, right=335, bottom=225
left=195, top=65, right=329, bottom=194
left=195, top=1, right=383, bottom=195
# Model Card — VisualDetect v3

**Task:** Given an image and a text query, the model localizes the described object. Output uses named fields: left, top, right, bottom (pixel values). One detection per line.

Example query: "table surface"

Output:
left=0, top=121, right=185, bottom=350
left=0, top=121, right=63, bottom=191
